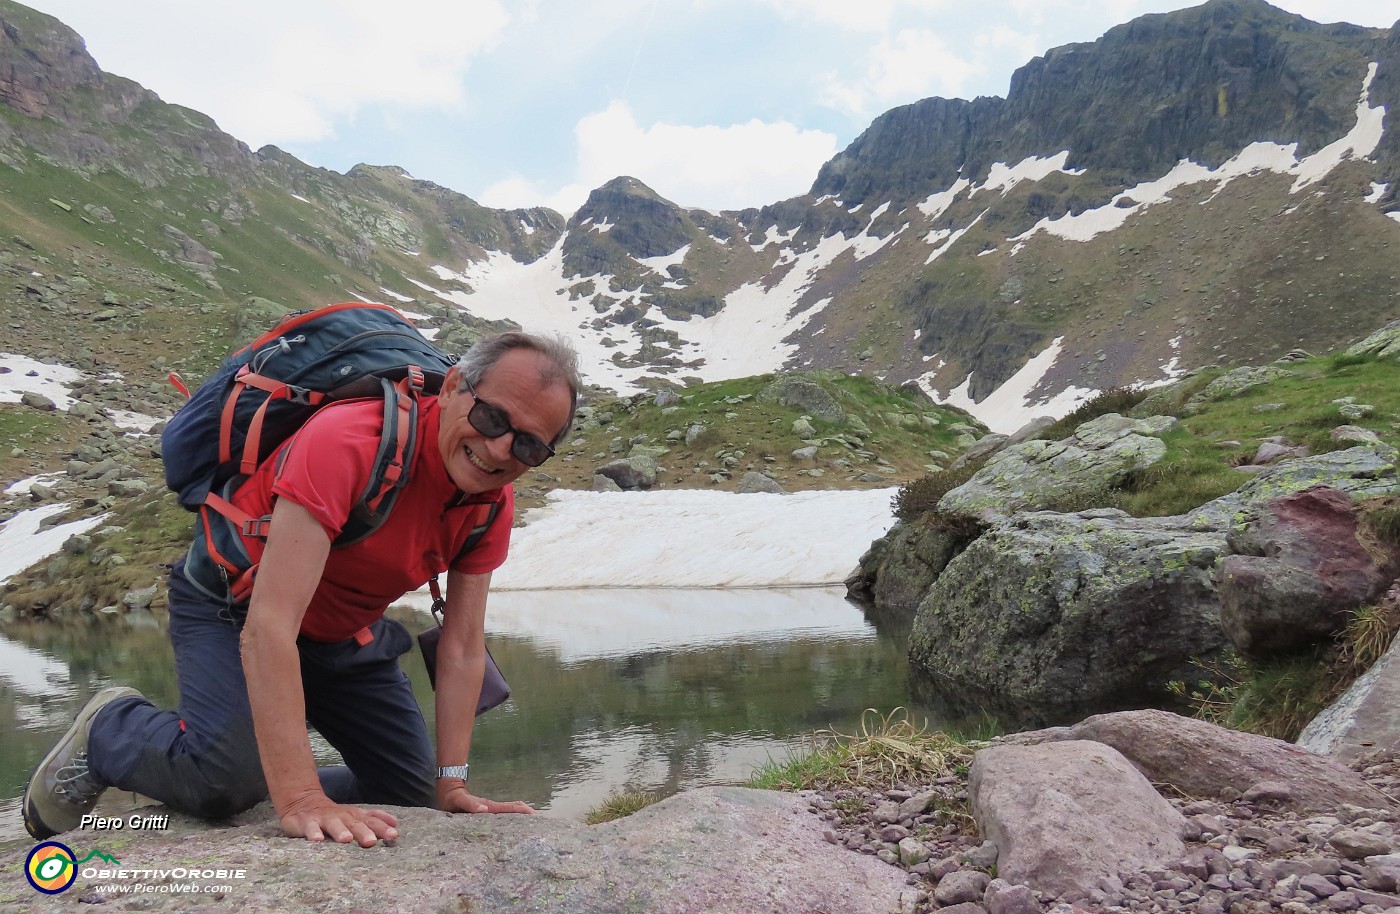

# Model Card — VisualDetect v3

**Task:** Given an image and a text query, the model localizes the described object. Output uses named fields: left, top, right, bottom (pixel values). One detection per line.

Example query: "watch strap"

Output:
left=437, top=764, right=470, bottom=780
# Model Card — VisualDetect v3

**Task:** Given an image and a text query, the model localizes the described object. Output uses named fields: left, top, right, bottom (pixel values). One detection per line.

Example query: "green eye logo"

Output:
left=24, top=843, right=121, bottom=895
left=25, top=842, right=76, bottom=894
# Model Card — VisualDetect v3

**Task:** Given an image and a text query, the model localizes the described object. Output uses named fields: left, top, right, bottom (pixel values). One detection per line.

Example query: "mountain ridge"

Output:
left=0, top=0, right=1397, bottom=441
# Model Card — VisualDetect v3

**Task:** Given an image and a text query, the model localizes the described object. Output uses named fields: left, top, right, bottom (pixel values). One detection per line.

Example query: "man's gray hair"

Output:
left=454, top=331, right=582, bottom=446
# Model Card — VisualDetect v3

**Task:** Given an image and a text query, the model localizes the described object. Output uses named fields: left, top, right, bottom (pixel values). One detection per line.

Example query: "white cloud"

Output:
left=822, top=28, right=981, bottom=115
left=758, top=0, right=953, bottom=32
left=514, top=101, right=839, bottom=214
left=27, top=0, right=510, bottom=146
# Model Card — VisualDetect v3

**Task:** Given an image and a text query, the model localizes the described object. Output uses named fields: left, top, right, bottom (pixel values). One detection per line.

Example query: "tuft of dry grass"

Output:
left=823, top=708, right=978, bottom=788
left=1341, top=602, right=1400, bottom=673
left=583, top=789, right=662, bottom=824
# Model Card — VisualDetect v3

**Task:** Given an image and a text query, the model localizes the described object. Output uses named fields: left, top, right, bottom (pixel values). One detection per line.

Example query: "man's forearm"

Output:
left=242, top=620, right=323, bottom=814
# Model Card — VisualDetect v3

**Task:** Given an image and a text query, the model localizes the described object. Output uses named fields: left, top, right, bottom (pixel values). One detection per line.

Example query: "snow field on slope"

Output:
left=487, top=487, right=898, bottom=590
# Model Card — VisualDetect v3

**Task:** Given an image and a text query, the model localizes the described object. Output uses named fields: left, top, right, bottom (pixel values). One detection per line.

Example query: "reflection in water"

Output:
left=0, top=587, right=935, bottom=843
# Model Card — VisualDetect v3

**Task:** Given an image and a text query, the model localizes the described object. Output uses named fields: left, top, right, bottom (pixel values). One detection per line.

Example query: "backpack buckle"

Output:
left=241, top=515, right=273, bottom=538
left=287, top=385, right=315, bottom=406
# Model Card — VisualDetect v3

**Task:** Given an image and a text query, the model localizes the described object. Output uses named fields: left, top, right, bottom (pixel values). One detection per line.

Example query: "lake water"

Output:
left=0, top=585, right=931, bottom=843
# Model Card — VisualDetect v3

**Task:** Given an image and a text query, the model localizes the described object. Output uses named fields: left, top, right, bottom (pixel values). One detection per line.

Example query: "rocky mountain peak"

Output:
left=0, top=0, right=110, bottom=119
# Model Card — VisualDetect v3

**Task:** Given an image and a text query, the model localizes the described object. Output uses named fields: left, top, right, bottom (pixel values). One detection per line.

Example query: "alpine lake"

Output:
left=0, top=586, right=938, bottom=843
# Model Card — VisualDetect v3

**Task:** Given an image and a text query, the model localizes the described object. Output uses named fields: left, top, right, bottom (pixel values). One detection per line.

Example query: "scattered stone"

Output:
left=736, top=471, right=782, bottom=494
left=20, top=391, right=56, bottom=411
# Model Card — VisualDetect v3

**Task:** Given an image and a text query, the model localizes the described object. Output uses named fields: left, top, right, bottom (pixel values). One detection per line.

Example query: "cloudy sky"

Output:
left=19, top=0, right=1400, bottom=215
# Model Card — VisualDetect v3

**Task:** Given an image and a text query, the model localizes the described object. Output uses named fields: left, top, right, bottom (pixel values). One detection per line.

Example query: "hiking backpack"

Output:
left=162, top=302, right=496, bottom=606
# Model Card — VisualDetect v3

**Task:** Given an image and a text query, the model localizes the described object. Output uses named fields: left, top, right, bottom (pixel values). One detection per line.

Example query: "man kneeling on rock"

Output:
left=23, top=331, right=580, bottom=846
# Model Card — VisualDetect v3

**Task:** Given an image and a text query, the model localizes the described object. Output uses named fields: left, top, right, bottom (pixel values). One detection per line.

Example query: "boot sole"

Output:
left=22, top=686, right=141, bottom=840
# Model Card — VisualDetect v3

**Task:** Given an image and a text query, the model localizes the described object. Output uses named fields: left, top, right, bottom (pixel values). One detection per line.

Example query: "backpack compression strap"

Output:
left=220, top=365, right=328, bottom=476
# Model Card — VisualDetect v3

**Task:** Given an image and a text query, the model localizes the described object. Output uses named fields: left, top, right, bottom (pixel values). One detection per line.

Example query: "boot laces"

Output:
left=54, top=752, right=101, bottom=805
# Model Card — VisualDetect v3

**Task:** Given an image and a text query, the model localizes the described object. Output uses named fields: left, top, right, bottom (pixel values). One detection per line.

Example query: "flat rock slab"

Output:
left=1069, top=709, right=1393, bottom=814
left=0, top=787, right=908, bottom=913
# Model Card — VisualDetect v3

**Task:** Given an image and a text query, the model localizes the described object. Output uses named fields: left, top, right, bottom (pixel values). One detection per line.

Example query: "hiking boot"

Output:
left=23, top=686, right=141, bottom=839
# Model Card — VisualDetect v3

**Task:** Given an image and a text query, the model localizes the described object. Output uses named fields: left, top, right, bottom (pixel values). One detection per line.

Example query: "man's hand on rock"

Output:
left=438, top=783, right=534, bottom=815
left=279, top=795, right=399, bottom=847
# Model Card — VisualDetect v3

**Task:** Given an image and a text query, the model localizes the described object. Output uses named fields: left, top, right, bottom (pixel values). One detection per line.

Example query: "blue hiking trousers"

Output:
left=87, top=557, right=435, bottom=819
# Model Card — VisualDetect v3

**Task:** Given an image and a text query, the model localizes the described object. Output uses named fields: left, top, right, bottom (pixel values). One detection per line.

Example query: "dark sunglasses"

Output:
left=463, top=381, right=557, bottom=467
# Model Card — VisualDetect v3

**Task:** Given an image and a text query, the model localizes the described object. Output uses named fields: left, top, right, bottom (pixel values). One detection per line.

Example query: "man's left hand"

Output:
left=438, top=784, right=534, bottom=815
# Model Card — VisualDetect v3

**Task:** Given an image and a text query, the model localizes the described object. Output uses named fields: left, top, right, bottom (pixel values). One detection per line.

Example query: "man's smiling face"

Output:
left=437, top=348, right=572, bottom=494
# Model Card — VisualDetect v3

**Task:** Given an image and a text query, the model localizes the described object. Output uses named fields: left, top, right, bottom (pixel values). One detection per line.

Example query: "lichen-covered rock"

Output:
left=1188, top=445, right=1400, bottom=528
left=845, top=519, right=970, bottom=608
left=756, top=375, right=845, bottom=423
left=595, top=456, right=659, bottom=489
left=938, top=413, right=1172, bottom=524
left=1346, top=318, right=1400, bottom=360
left=909, top=509, right=1228, bottom=711
left=1217, top=487, right=1399, bottom=656
left=736, top=471, right=782, bottom=494
left=1181, top=366, right=1297, bottom=414
left=971, top=740, right=1187, bottom=900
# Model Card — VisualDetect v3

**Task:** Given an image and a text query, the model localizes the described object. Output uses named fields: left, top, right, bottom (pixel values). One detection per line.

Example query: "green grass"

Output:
left=1169, top=650, right=1337, bottom=741
left=583, top=789, right=662, bottom=824
left=746, top=708, right=982, bottom=792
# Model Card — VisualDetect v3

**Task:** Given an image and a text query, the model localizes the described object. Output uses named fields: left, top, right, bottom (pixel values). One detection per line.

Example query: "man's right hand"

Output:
left=278, top=795, right=399, bottom=847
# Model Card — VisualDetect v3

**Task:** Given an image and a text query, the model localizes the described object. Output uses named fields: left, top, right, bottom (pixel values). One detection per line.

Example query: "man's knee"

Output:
left=171, top=728, right=268, bottom=820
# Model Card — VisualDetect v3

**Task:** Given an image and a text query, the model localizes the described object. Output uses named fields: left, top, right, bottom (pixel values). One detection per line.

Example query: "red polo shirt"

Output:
left=230, top=396, right=512, bottom=642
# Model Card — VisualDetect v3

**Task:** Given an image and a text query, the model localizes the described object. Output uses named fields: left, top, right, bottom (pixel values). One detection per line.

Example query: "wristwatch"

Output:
left=437, top=765, right=470, bottom=780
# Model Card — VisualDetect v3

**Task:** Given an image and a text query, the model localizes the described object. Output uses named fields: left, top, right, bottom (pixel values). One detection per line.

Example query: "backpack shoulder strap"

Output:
left=336, top=368, right=426, bottom=547
left=427, top=500, right=503, bottom=619
left=455, top=499, right=502, bottom=563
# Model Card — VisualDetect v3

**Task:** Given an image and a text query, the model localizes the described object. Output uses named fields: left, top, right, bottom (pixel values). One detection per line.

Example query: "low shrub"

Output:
left=1036, top=386, right=1151, bottom=441
left=892, top=461, right=983, bottom=521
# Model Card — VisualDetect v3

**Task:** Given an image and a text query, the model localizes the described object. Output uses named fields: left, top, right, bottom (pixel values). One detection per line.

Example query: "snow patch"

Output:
left=636, top=244, right=690, bottom=275
left=0, top=505, right=108, bottom=585
left=486, top=488, right=897, bottom=590
left=1019, top=64, right=1386, bottom=245
left=973, top=152, right=1080, bottom=197
left=917, top=179, right=971, bottom=219
left=105, top=409, right=163, bottom=433
left=290, top=193, right=311, bottom=204
left=1366, top=182, right=1388, bottom=204
left=5, top=473, right=61, bottom=496
left=926, top=211, right=985, bottom=264
left=0, top=353, right=83, bottom=410
left=377, top=286, right=416, bottom=303
left=920, top=337, right=1097, bottom=434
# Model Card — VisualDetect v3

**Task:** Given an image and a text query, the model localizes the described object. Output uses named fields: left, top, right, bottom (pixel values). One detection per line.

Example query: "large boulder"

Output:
left=1180, top=365, right=1296, bottom=415
left=938, top=413, right=1174, bottom=524
left=1189, top=444, right=1400, bottom=528
left=595, top=456, right=659, bottom=490
left=909, top=508, right=1229, bottom=713
left=971, top=740, right=1187, bottom=901
left=0, top=788, right=909, bottom=914
left=845, top=519, right=971, bottom=609
left=1066, top=710, right=1393, bottom=815
left=1217, top=486, right=1399, bottom=656
left=1299, top=584, right=1400, bottom=763
left=756, top=375, right=845, bottom=423
left=1346, top=318, right=1400, bottom=359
